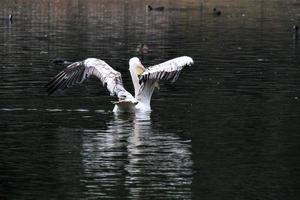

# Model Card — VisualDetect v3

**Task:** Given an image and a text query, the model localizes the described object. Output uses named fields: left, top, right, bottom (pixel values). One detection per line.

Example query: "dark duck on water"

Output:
left=213, top=8, right=221, bottom=16
left=147, top=5, right=164, bottom=11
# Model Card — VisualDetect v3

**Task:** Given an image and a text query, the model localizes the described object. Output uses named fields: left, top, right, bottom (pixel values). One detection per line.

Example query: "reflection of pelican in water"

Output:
left=46, top=56, right=193, bottom=113
left=81, top=113, right=193, bottom=199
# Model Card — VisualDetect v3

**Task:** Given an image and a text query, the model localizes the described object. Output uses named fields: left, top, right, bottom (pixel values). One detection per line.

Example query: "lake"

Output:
left=0, top=0, right=299, bottom=199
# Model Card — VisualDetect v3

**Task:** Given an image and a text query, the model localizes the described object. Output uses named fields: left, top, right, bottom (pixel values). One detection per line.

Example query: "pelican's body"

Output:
left=46, top=56, right=193, bottom=113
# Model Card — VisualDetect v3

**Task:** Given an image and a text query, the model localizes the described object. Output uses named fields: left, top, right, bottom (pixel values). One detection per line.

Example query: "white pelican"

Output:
left=46, top=56, right=193, bottom=112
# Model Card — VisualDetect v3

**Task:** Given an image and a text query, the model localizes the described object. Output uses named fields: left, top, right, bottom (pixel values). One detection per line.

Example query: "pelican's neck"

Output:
left=130, top=69, right=141, bottom=98
left=129, top=57, right=153, bottom=111
left=129, top=57, right=144, bottom=98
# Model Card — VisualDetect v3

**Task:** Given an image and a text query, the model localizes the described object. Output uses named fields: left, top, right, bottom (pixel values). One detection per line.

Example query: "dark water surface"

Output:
left=1, top=0, right=300, bottom=199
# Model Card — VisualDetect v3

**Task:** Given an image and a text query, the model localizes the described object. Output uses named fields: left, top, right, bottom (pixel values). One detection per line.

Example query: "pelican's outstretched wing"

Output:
left=136, top=56, right=193, bottom=105
left=46, top=58, right=135, bottom=101
left=138, top=56, right=193, bottom=86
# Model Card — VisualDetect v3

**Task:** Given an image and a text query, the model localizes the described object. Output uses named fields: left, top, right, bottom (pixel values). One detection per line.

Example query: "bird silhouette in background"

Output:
left=147, top=5, right=164, bottom=12
left=8, top=14, right=13, bottom=22
left=213, top=8, right=221, bottom=16
left=293, top=25, right=299, bottom=40
left=136, top=44, right=149, bottom=54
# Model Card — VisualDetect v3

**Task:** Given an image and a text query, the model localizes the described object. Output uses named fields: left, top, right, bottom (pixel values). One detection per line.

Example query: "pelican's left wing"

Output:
left=46, top=58, right=135, bottom=102
left=138, top=56, right=193, bottom=87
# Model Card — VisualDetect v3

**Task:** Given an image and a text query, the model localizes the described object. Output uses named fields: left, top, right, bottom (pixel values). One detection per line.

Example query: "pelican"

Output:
left=46, top=56, right=193, bottom=112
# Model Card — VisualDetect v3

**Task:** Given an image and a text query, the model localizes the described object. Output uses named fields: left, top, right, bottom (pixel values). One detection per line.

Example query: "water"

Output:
left=1, top=0, right=300, bottom=199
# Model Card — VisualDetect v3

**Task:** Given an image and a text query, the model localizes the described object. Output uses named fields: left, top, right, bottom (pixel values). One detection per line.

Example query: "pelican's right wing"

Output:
left=138, top=56, right=194, bottom=85
left=136, top=56, right=193, bottom=103
left=46, top=58, right=133, bottom=101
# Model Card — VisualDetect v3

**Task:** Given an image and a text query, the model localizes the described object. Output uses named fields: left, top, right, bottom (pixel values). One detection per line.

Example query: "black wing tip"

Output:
left=46, top=84, right=57, bottom=96
left=45, top=79, right=56, bottom=95
left=45, top=61, right=85, bottom=96
left=45, top=75, right=64, bottom=95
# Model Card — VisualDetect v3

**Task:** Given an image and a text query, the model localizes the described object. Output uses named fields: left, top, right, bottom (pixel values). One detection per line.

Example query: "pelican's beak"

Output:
left=136, top=64, right=145, bottom=76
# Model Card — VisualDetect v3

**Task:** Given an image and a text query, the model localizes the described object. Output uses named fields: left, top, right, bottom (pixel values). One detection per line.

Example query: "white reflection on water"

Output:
left=81, top=112, right=193, bottom=199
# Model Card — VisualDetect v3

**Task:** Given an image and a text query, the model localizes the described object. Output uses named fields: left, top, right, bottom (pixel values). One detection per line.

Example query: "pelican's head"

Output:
left=129, top=57, right=145, bottom=76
